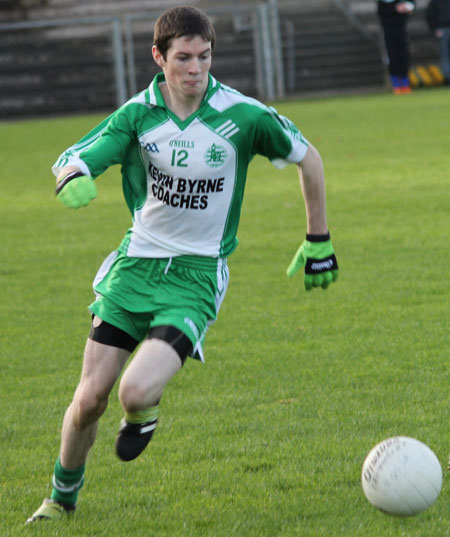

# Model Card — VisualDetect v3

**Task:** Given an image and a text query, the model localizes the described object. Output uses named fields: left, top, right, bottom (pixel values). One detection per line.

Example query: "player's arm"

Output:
left=396, top=1, right=415, bottom=14
left=55, top=165, right=97, bottom=209
left=297, top=144, right=328, bottom=236
left=53, top=106, right=135, bottom=209
left=56, top=165, right=82, bottom=182
left=287, top=144, right=338, bottom=290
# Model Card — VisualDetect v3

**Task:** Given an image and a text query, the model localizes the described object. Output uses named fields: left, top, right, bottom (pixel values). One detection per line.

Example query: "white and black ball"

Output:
left=362, top=436, right=442, bottom=516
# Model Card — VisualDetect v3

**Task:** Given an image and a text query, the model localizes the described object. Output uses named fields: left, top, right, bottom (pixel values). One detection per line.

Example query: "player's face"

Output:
left=153, top=36, right=212, bottom=101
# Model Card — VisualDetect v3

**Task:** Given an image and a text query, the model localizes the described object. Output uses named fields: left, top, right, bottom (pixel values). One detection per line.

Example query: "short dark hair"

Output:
left=154, top=5, right=216, bottom=59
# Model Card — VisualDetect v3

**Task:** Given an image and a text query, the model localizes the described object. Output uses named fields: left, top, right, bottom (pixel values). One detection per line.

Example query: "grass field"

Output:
left=0, top=87, right=449, bottom=537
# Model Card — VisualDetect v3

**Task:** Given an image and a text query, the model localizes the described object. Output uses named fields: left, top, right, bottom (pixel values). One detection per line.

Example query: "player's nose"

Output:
left=188, top=58, right=201, bottom=73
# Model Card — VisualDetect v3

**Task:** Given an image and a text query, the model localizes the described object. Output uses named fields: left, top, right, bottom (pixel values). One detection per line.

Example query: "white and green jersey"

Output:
left=53, top=73, right=309, bottom=258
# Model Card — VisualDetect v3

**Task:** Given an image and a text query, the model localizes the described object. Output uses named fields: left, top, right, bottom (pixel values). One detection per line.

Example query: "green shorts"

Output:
left=89, top=251, right=229, bottom=361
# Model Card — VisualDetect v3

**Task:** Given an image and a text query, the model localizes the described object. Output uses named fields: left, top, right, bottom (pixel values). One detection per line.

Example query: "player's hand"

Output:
left=56, top=172, right=97, bottom=209
left=286, top=233, right=338, bottom=290
left=396, top=2, right=414, bottom=13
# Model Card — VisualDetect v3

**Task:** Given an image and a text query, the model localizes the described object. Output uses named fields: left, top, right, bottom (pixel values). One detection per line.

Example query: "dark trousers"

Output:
left=439, top=27, right=450, bottom=80
left=380, top=19, right=410, bottom=77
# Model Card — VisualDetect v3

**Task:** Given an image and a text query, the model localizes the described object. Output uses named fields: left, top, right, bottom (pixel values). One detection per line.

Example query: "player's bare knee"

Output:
left=118, top=382, right=145, bottom=412
left=73, top=390, right=109, bottom=429
left=118, top=381, right=160, bottom=413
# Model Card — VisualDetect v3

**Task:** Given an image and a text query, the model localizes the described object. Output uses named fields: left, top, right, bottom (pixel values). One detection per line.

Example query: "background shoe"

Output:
left=26, top=498, right=75, bottom=523
left=115, top=418, right=157, bottom=461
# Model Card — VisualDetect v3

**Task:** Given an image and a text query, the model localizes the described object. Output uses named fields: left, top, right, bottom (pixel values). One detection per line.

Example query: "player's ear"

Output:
left=152, top=45, right=164, bottom=68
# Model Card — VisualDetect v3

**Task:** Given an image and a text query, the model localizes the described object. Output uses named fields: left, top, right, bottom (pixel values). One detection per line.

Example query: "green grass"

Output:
left=1, top=88, right=449, bottom=537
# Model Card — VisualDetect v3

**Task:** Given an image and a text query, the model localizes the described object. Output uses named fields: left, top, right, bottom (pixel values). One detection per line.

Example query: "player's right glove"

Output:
left=56, top=171, right=97, bottom=209
left=286, top=232, right=339, bottom=290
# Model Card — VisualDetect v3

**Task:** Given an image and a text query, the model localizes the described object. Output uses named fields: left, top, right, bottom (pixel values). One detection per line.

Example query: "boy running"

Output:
left=27, top=5, right=338, bottom=523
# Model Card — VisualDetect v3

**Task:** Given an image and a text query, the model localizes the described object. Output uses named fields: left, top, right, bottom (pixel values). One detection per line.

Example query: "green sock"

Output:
left=125, top=405, right=159, bottom=424
left=50, top=457, right=85, bottom=506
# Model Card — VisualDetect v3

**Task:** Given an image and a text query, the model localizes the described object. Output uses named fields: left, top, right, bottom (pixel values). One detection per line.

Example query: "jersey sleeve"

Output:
left=252, top=106, right=309, bottom=169
left=52, top=105, right=137, bottom=179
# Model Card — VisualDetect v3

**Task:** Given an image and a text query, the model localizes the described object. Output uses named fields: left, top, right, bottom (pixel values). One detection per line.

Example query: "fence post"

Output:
left=111, top=17, right=127, bottom=107
left=252, top=9, right=264, bottom=100
left=268, top=0, right=285, bottom=99
left=282, top=17, right=296, bottom=93
left=257, top=3, right=275, bottom=101
left=124, top=16, right=137, bottom=98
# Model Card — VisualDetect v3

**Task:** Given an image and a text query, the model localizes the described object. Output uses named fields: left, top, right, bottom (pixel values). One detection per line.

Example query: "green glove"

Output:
left=287, top=233, right=338, bottom=290
left=56, top=172, right=97, bottom=209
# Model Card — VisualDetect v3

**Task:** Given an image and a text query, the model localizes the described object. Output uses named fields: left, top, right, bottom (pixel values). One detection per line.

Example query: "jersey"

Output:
left=53, top=72, right=309, bottom=259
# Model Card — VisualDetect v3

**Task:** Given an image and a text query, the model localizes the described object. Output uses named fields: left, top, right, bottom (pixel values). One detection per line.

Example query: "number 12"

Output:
left=171, top=149, right=189, bottom=167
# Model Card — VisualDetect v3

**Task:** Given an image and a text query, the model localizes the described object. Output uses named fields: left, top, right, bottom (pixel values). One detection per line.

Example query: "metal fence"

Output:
left=0, top=1, right=284, bottom=120
left=123, top=3, right=284, bottom=102
left=0, top=1, right=439, bottom=120
left=0, top=17, right=127, bottom=119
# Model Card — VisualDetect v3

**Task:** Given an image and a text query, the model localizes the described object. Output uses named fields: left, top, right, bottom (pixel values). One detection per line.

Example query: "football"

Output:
left=361, top=436, right=442, bottom=516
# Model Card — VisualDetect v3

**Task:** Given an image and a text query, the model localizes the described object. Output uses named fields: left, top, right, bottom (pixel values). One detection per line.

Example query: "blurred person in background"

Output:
left=426, top=0, right=450, bottom=83
left=377, top=0, right=416, bottom=93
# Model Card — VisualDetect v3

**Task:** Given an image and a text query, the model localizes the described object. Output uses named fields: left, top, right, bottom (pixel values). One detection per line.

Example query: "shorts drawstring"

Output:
left=164, top=257, right=173, bottom=275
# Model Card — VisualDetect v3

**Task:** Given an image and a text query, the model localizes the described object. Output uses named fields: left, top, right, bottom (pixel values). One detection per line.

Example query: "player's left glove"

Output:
left=287, top=232, right=338, bottom=290
left=56, top=171, right=97, bottom=209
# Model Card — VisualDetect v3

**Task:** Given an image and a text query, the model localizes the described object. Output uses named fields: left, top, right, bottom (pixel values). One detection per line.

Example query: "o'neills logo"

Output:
left=311, top=259, right=334, bottom=271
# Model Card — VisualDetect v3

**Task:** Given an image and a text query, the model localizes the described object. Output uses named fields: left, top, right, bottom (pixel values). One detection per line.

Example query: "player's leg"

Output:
left=59, top=338, right=131, bottom=468
left=113, top=256, right=230, bottom=462
left=440, top=28, right=450, bottom=83
left=383, top=24, right=402, bottom=91
left=27, top=318, right=137, bottom=523
left=396, top=19, right=411, bottom=91
left=115, top=327, right=192, bottom=461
